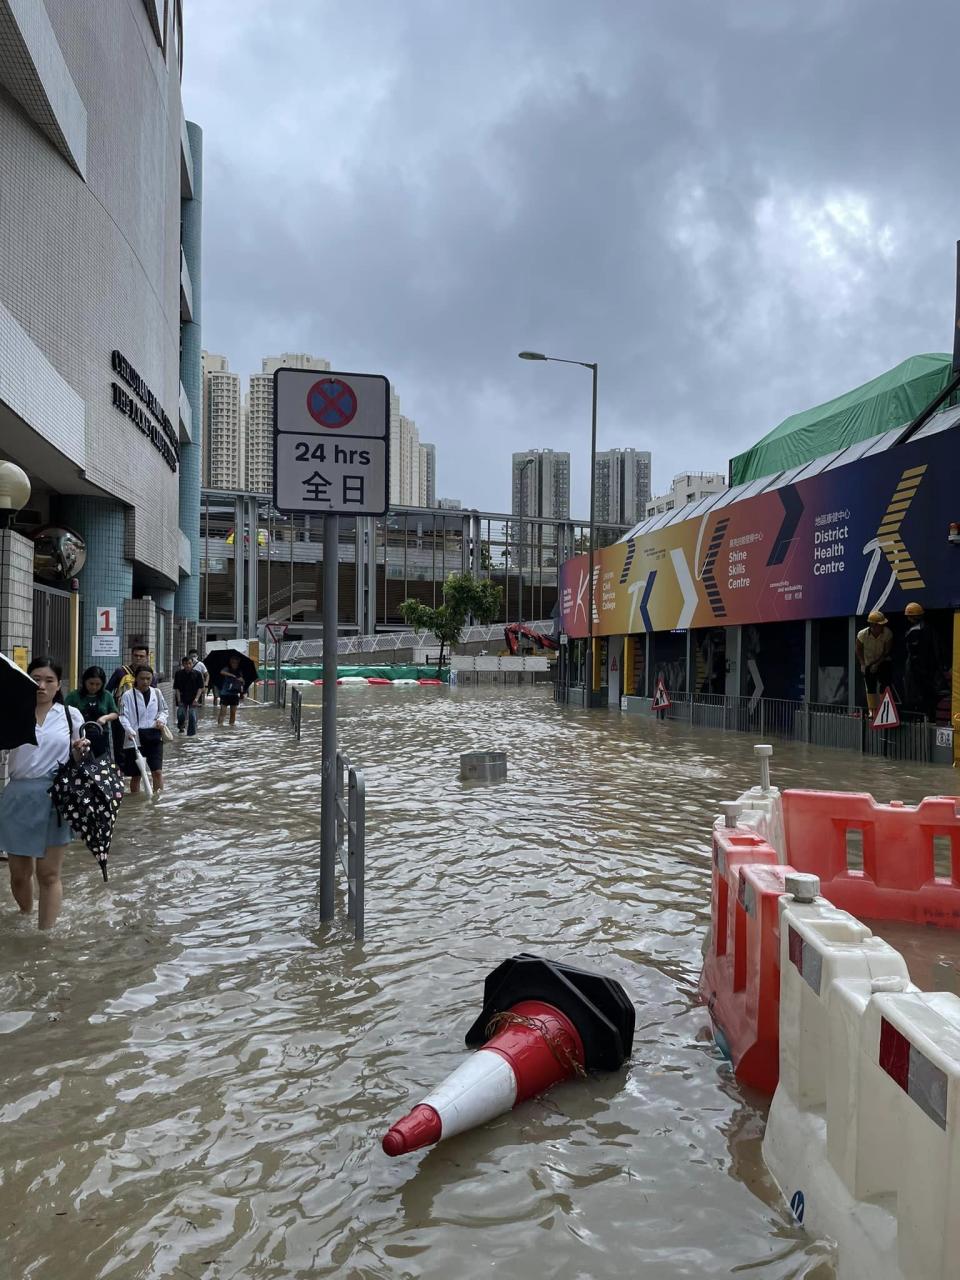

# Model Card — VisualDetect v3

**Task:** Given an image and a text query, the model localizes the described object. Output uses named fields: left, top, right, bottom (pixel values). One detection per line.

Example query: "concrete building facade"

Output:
left=0, top=0, right=201, bottom=679
left=512, top=449, right=571, bottom=520
left=203, top=352, right=243, bottom=490
left=594, top=448, right=651, bottom=525
left=646, top=471, right=727, bottom=518
left=246, top=353, right=329, bottom=494
left=419, top=441, right=436, bottom=508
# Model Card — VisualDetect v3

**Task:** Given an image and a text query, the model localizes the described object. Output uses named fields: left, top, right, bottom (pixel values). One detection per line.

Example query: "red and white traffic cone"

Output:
left=382, top=999, right=583, bottom=1156
left=381, top=955, right=634, bottom=1157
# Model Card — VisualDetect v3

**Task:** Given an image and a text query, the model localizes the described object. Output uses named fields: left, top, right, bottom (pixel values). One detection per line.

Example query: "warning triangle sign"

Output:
left=651, top=677, right=671, bottom=710
left=871, top=687, right=900, bottom=730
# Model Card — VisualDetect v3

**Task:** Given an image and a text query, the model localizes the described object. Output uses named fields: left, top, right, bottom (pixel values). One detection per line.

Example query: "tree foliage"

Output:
left=398, top=573, right=503, bottom=672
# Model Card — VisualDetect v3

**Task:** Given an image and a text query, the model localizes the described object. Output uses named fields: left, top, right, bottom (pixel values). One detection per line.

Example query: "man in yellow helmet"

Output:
left=903, top=602, right=942, bottom=722
left=856, top=609, right=893, bottom=716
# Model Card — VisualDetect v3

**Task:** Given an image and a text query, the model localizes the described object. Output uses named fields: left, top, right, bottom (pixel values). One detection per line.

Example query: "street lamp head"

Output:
left=518, top=351, right=547, bottom=361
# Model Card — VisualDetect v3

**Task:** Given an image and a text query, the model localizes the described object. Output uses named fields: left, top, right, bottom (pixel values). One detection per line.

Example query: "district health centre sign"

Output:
left=559, top=423, right=960, bottom=638
left=273, top=369, right=390, bottom=516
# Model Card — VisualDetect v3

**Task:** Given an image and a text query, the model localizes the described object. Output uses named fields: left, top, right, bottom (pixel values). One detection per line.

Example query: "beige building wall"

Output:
left=202, top=351, right=243, bottom=489
left=245, top=352, right=330, bottom=495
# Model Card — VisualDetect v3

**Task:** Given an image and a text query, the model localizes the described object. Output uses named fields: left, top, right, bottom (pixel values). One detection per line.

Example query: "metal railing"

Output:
left=278, top=620, right=554, bottom=662
left=649, top=690, right=931, bottom=763
left=336, top=752, right=366, bottom=940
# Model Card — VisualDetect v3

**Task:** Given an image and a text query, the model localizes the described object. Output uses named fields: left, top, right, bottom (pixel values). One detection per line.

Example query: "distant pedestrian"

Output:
left=855, top=610, right=893, bottom=718
left=107, top=641, right=156, bottom=764
left=217, top=653, right=247, bottom=727
left=188, top=649, right=208, bottom=704
left=119, top=666, right=169, bottom=793
left=903, top=603, right=942, bottom=722
left=0, top=656, right=87, bottom=929
left=65, top=665, right=119, bottom=758
left=173, top=655, right=204, bottom=736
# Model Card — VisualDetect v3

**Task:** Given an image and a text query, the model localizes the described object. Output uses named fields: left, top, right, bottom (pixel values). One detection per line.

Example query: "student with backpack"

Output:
left=107, top=642, right=157, bottom=764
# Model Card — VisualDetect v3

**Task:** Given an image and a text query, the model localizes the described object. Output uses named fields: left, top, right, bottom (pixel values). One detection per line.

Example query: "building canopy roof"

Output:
left=729, top=353, right=953, bottom=487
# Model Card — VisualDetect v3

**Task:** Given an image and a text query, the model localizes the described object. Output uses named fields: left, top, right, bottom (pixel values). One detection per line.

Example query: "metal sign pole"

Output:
left=320, top=513, right=339, bottom=920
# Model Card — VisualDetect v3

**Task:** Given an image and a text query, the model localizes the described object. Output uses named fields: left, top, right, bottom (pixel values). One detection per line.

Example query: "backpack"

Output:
left=115, top=665, right=136, bottom=701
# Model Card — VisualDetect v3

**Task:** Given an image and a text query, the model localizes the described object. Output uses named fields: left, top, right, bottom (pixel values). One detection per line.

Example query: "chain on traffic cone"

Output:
left=381, top=955, right=635, bottom=1157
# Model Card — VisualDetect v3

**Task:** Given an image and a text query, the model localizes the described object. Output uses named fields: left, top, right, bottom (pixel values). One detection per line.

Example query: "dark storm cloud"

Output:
left=184, top=0, right=960, bottom=512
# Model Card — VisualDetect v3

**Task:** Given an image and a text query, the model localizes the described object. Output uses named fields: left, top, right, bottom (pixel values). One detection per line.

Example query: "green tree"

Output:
left=399, top=573, right=503, bottom=672
left=443, top=572, right=501, bottom=626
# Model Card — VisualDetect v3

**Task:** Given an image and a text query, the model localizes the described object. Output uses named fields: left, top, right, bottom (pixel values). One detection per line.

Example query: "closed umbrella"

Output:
left=0, top=651, right=38, bottom=750
left=48, top=724, right=126, bottom=880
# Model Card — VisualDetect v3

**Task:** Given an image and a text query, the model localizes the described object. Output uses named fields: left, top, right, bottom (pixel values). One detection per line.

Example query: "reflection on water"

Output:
left=1, top=688, right=955, bottom=1279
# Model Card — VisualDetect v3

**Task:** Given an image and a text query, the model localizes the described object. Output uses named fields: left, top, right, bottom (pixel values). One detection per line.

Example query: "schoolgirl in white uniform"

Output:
left=119, top=665, right=169, bottom=794
left=0, top=656, right=85, bottom=929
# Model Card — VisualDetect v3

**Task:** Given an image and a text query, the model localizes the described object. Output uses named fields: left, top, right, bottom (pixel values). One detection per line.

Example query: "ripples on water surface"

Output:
left=2, top=686, right=957, bottom=1279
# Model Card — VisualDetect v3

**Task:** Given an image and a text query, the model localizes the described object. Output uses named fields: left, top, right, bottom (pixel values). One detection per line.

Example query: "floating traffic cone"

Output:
left=381, top=954, right=634, bottom=1157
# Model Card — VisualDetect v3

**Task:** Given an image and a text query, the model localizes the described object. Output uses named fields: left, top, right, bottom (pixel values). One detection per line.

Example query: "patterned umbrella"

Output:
left=48, top=724, right=125, bottom=880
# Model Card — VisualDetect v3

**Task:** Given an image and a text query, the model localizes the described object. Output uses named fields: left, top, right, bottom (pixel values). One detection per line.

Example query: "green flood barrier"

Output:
left=277, top=664, right=449, bottom=683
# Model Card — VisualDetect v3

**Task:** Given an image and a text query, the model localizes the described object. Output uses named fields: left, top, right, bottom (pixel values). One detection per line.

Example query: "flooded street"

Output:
left=2, top=687, right=957, bottom=1280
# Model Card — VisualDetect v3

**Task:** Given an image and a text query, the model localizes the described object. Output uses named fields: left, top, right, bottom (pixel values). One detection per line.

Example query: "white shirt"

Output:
left=191, top=660, right=207, bottom=681
left=119, top=686, right=169, bottom=745
left=7, top=704, right=84, bottom=779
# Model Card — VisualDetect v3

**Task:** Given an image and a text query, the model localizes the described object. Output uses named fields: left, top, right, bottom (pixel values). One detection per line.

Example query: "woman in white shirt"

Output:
left=119, top=665, right=169, bottom=794
left=0, top=656, right=86, bottom=929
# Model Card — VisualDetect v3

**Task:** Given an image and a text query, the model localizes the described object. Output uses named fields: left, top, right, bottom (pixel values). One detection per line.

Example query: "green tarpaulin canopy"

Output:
left=730, top=353, right=953, bottom=486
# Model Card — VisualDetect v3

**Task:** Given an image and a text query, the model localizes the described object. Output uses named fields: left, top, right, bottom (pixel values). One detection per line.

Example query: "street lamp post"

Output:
left=519, top=351, right=598, bottom=704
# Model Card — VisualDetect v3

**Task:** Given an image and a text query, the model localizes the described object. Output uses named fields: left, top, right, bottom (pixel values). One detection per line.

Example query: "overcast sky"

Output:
left=184, top=0, right=960, bottom=515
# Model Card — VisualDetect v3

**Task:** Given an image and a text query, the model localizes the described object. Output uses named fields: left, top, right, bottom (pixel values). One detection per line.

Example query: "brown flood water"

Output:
left=1, top=686, right=957, bottom=1280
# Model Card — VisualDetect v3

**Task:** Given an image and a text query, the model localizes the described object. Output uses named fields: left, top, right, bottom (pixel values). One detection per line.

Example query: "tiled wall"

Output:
left=0, top=0, right=189, bottom=587
left=55, top=495, right=131, bottom=674
left=0, top=528, right=33, bottom=653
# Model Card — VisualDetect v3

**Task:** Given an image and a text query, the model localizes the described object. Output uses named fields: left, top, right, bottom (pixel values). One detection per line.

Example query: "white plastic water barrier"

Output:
left=762, top=891, right=960, bottom=1280
left=450, top=655, right=549, bottom=672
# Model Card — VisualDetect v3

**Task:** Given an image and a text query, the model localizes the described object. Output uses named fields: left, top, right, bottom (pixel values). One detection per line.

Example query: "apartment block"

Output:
left=594, top=448, right=652, bottom=525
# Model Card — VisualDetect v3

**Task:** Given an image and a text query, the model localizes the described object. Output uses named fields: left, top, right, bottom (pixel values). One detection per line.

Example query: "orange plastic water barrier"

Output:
left=781, top=790, right=960, bottom=929
left=700, top=824, right=793, bottom=1094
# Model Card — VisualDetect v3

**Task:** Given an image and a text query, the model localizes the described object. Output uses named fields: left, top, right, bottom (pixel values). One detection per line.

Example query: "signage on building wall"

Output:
left=559, top=425, right=960, bottom=637
left=91, top=635, right=120, bottom=657
left=110, top=351, right=179, bottom=472
left=95, top=606, right=118, bottom=636
left=272, top=369, right=390, bottom=515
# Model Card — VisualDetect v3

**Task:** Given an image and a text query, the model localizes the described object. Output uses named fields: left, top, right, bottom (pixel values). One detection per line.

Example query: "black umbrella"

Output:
left=48, top=725, right=125, bottom=881
left=202, top=648, right=259, bottom=690
left=0, top=650, right=38, bottom=750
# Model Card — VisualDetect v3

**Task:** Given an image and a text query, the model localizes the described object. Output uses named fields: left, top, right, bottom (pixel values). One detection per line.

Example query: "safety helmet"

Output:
left=867, top=610, right=887, bottom=625
left=905, top=602, right=925, bottom=617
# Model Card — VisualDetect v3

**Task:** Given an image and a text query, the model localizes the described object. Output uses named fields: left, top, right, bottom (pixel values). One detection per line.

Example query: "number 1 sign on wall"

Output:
left=96, top=606, right=117, bottom=636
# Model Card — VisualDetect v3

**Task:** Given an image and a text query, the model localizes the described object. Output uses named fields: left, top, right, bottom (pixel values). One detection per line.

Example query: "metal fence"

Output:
left=278, top=620, right=554, bottom=663
left=336, top=751, right=366, bottom=941
left=655, top=691, right=930, bottom=763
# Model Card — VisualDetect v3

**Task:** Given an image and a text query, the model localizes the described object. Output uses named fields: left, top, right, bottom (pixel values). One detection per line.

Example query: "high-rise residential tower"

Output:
left=246, top=353, right=330, bottom=494
left=419, top=442, right=437, bottom=507
left=594, top=448, right=652, bottom=525
left=202, top=352, right=243, bottom=490
left=511, top=449, right=571, bottom=520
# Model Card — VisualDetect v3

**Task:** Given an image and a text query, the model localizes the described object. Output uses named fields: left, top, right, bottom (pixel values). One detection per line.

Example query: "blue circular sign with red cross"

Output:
left=306, top=377, right=357, bottom=429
